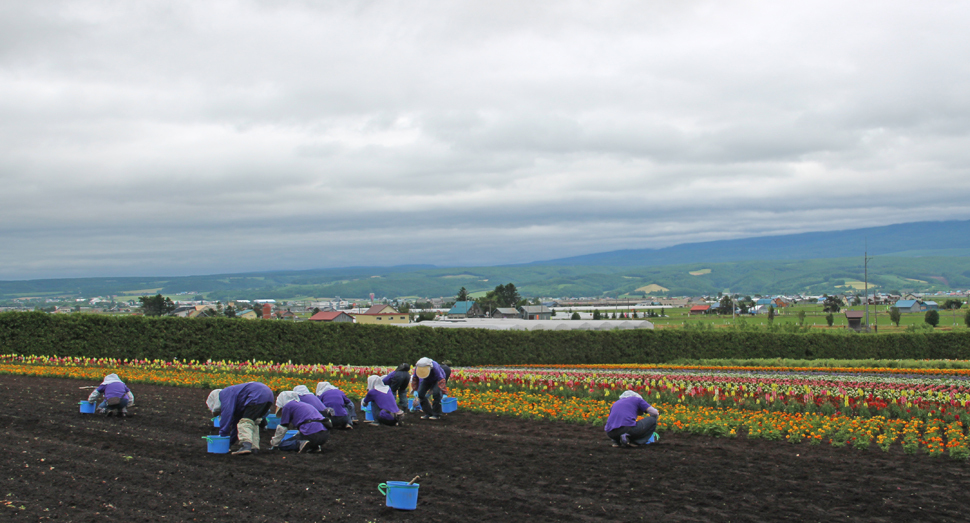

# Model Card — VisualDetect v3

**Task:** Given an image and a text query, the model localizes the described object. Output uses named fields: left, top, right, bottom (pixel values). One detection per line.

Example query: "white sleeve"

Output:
left=269, top=425, right=288, bottom=447
left=126, top=391, right=135, bottom=405
left=87, top=390, right=101, bottom=402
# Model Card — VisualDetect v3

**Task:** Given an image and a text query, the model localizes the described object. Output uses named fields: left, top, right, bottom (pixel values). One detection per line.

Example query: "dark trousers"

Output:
left=99, top=396, right=129, bottom=412
left=606, top=416, right=658, bottom=445
left=417, top=380, right=444, bottom=416
left=279, top=429, right=330, bottom=451
left=241, top=401, right=272, bottom=421
left=330, top=414, right=352, bottom=429
left=391, top=386, right=409, bottom=411
left=377, top=414, right=399, bottom=426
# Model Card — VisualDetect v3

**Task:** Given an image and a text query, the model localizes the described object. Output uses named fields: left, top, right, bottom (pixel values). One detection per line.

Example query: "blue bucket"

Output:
left=79, top=401, right=96, bottom=414
left=363, top=405, right=374, bottom=422
left=212, top=416, right=220, bottom=428
left=202, top=435, right=231, bottom=454
left=441, top=397, right=457, bottom=413
left=407, top=398, right=413, bottom=410
left=265, top=414, right=280, bottom=430
left=378, top=481, right=419, bottom=510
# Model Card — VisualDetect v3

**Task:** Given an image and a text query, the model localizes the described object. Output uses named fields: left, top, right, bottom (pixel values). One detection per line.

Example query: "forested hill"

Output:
left=1, top=220, right=969, bottom=300
left=529, top=220, right=970, bottom=267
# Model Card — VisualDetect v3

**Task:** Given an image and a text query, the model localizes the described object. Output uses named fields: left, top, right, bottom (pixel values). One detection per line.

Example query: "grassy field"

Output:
left=559, top=301, right=969, bottom=331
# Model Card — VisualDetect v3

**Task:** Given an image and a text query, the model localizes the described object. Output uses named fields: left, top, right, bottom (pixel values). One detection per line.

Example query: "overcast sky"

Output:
left=2, top=1, right=969, bottom=279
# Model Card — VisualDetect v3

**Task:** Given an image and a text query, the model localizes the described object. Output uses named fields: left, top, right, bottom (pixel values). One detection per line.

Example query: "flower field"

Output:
left=2, top=354, right=969, bottom=460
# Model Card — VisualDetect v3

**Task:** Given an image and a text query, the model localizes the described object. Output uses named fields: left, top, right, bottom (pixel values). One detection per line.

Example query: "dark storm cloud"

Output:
left=1, top=1, right=969, bottom=279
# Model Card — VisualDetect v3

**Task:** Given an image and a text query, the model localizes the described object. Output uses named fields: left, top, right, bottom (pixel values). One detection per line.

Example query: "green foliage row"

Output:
left=3, top=312, right=970, bottom=365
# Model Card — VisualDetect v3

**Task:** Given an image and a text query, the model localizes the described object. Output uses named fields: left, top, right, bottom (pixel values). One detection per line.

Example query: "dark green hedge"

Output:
left=2, top=312, right=970, bottom=365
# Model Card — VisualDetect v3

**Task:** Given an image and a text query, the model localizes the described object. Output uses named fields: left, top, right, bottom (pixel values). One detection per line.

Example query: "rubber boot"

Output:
left=232, top=442, right=253, bottom=455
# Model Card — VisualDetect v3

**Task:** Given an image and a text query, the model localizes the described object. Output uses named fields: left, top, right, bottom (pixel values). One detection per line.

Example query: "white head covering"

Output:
left=416, top=357, right=433, bottom=367
left=315, top=382, right=337, bottom=395
left=276, top=391, right=300, bottom=409
left=619, top=390, right=642, bottom=400
left=367, top=375, right=390, bottom=394
left=101, top=373, right=123, bottom=385
left=293, top=385, right=312, bottom=396
left=206, top=389, right=222, bottom=413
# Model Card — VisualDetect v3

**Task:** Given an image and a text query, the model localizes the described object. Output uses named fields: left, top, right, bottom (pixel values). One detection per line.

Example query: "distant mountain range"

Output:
left=1, top=220, right=968, bottom=301
left=528, top=219, right=970, bottom=266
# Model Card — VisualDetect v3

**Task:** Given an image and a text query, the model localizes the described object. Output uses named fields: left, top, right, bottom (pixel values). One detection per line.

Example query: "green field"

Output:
left=561, top=302, right=969, bottom=331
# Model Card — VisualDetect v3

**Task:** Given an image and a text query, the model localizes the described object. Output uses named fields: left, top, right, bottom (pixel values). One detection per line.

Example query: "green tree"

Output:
left=225, top=305, right=237, bottom=318
left=718, top=295, right=733, bottom=315
left=888, top=307, right=901, bottom=327
left=767, top=306, right=775, bottom=322
left=822, top=296, right=842, bottom=313
left=964, top=308, right=970, bottom=328
left=797, top=310, right=806, bottom=326
left=253, top=304, right=262, bottom=319
left=495, top=283, right=522, bottom=307
left=825, top=313, right=834, bottom=327
left=942, top=298, right=963, bottom=310
left=138, top=294, right=176, bottom=317
left=477, top=283, right=522, bottom=309
left=592, top=310, right=601, bottom=320
left=570, top=312, right=581, bottom=320
left=456, top=287, right=469, bottom=302
left=925, top=310, right=940, bottom=328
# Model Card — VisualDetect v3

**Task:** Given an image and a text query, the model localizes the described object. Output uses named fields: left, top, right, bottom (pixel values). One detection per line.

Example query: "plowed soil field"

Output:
left=2, top=375, right=968, bottom=522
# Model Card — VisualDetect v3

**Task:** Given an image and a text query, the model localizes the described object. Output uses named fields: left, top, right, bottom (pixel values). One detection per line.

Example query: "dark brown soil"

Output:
left=1, top=374, right=968, bottom=522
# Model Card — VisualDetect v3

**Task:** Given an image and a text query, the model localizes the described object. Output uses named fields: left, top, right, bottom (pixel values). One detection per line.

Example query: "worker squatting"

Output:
left=85, top=357, right=662, bottom=454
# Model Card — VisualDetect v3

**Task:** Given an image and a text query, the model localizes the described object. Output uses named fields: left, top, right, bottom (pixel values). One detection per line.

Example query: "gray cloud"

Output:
left=1, top=1, right=969, bottom=279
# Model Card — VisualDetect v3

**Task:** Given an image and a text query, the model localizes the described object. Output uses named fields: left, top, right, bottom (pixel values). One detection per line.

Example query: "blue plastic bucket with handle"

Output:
left=79, top=401, right=96, bottom=414
left=202, top=435, right=231, bottom=454
left=363, top=405, right=374, bottom=421
left=265, top=414, right=280, bottom=430
left=441, top=397, right=457, bottom=413
left=212, top=416, right=220, bottom=427
left=378, top=481, right=419, bottom=510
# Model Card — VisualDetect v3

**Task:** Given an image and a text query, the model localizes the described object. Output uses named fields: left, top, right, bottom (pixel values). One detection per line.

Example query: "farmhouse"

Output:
left=893, top=300, right=922, bottom=313
left=520, top=305, right=552, bottom=320
left=353, top=305, right=409, bottom=325
left=491, top=307, right=520, bottom=319
left=308, top=311, right=355, bottom=323
left=689, top=305, right=711, bottom=315
left=235, top=309, right=258, bottom=320
left=448, top=301, right=484, bottom=319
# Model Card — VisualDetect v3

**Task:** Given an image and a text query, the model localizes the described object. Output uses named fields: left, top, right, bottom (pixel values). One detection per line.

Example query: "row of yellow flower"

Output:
left=1, top=362, right=967, bottom=460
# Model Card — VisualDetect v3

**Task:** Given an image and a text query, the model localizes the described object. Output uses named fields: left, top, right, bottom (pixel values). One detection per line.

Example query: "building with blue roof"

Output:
left=447, top=301, right=484, bottom=318
left=893, top=300, right=921, bottom=313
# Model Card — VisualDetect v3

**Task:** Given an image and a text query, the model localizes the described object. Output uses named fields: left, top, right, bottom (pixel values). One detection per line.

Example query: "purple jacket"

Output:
left=382, top=370, right=410, bottom=392
left=218, top=382, right=274, bottom=439
left=363, top=389, right=399, bottom=421
left=604, top=396, right=653, bottom=432
left=298, top=393, right=328, bottom=414
left=280, top=401, right=327, bottom=436
left=319, top=389, right=352, bottom=417
left=97, top=382, right=131, bottom=400
left=410, top=361, right=449, bottom=393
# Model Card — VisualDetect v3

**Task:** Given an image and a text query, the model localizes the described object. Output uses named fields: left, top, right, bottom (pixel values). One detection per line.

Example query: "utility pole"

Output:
left=864, top=242, right=874, bottom=332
